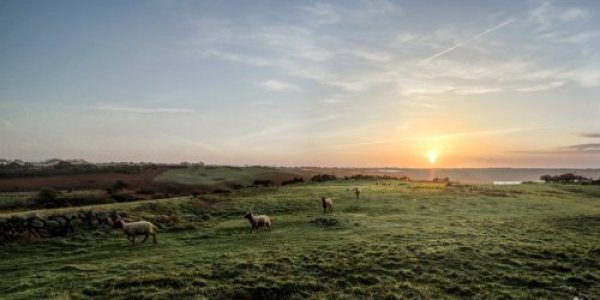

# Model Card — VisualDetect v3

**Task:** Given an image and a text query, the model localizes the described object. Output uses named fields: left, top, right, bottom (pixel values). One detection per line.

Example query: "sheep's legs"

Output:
left=131, top=235, right=136, bottom=246
left=142, top=233, right=149, bottom=243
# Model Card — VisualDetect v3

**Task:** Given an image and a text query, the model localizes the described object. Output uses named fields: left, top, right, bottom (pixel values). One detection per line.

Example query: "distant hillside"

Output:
left=154, top=166, right=304, bottom=189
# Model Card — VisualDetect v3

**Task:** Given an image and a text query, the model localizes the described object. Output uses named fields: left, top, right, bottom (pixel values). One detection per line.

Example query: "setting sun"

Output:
left=428, top=150, right=438, bottom=164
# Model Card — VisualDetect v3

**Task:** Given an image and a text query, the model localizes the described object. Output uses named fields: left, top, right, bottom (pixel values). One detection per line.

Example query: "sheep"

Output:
left=114, top=219, right=158, bottom=245
left=353, top=187, right=361, bottom=200
left=244, top=212, right=271, bottom=233
left=321, top=197, right=333, bottom=214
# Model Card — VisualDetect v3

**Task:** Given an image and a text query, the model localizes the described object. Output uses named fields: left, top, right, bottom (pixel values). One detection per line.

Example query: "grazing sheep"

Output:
left=114, top=219, right=158, bottom=245
left=244, top=212, right=271, bottom=233
left=353, top=187, right=361, bottom=200
left=321, top=197, right=333, bottom=214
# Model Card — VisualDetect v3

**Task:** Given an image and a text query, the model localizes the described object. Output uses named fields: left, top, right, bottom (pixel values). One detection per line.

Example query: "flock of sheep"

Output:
left=114, top=187, right=362, bottom=245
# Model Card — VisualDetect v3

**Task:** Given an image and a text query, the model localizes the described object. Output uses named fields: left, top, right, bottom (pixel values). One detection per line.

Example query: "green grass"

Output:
left=1, top=181, right=599, bottom=299
left=153, top=166, right=298, bottom=187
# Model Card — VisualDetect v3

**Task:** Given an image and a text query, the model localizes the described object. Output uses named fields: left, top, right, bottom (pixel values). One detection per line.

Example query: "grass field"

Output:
left=0, top=190, right=110, bottom=213
left=1, top=180, right=599, bottom=299
left=154, top=166, right=302, bottom=187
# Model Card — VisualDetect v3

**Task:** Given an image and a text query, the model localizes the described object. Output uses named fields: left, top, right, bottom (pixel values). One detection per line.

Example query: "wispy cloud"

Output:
left=528, top=1, right=590, bottom=32
left=516, top=81, right=565, bottom=92
left=513, top=143, right=600, bottom=154
left=576, top=133, right=600, bottom=138
left=227, top=114, right=342, bottom=145
left=540, top=30, right=600, bottom=44
left=344, top=126, right=557, bottom=146
left=260, top=79, right=300, bottom=92
left=189, top=1, right=599, bottom=100
left=405, top=100, right=440, bottom=110
left=94, top=103, right=195, bottom=114
left=0, top=118, right=16, bottom=129
left=323, top=94, right=342, bottom=104
left=303, top=2, right=340, bottom=25
left=421, top=18, right=516, bottom=63
left=561, top=143, right=600, bottom=152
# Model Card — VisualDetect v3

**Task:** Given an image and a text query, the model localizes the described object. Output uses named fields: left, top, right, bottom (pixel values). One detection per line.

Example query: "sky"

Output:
left=1, top=0, right=599, bottom=168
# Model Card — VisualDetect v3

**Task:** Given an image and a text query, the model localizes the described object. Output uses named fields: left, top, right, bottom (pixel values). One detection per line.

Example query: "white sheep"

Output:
left=321, top=197, right=333, bottom=214
left=115, top=219, right=158, bottom=245
left=244, top=212, right=271, bottom=233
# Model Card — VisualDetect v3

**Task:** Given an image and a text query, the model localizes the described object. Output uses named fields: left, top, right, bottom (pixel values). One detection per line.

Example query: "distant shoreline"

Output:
left=368, top=168, right=600, bottom=183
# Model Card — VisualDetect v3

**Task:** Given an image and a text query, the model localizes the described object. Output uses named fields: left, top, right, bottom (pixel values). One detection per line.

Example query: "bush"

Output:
left=253, top=180, right=274, bottom=187
left=281, top=177, right=304, bottom=185
left=35, top=187, right=68, bottom=208
left=540, top=173, right=595, bottom=184
left=311, top=174, right=337, bottom=182
left=343, top=174, right=401, bottom=181
left=110, top=191, right=138, bottom=202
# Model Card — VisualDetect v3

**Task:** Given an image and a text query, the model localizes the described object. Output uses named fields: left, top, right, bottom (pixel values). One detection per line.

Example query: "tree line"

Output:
left=540, top=173, right=600, bottom=185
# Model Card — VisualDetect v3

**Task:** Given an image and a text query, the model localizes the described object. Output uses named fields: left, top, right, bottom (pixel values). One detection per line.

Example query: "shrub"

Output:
left=253, top=180, right=274, bottom=187
left=35, top=187, right=68, bottom=208
left=540, top=173, right=594, bottom=184
left=311, top=174, right=337, bottom=182
left=281, top=177, right=304, bottom=185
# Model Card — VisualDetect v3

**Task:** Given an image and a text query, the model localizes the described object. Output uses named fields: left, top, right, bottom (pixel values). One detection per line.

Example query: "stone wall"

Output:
left=0, top=209, right=124, bottom=244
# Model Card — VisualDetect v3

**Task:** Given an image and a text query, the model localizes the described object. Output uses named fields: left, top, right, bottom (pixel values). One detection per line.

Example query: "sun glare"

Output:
left=428, top=150, right=437, bottom=164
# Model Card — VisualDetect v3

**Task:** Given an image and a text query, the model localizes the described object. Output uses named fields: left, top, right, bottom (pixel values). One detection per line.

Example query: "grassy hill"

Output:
left=154, top=166, right=303, bottom=188
left=1, top=181, right=599, bottom=299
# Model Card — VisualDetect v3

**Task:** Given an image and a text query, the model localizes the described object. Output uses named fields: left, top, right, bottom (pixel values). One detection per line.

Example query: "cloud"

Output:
left=94, top=103, right=195, bottom=114
left=260, top=79, right=300, bottom=91
left=398, top=82, right=502, bottom=97
left=561, top=143, right=600, bottom=152
left=404, top=100, right=440, bottom=109
left=511, top=143, right=600, bottom=154
left=576, top=133, right=600, bottom=138
left=344, top=126, right=556, bottom=146
left=227, top=114, right=342, bottom=145
left=0, top=118, right=16, bottom=129
left=527, top=1, right=590, bottom=32
left=352, top=0, right=398, bottom=19
left=188, top=0, right=600, bottom=100
left=323, top=94, right=342, bottom=104
left=303, top=2, right=340, bottom=25
left=540, top=31, right=600, bottom=44
left=251, top=100, right=274, bottom=106
left=516, top=81, right=565, bottom=92
left=303, top=0, right=397, bottom=26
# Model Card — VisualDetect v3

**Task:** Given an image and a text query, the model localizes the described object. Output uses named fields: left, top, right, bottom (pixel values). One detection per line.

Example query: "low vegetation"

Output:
left=1, top=180, right=599, bottom=299
left=541, top=173, right=600, bottom=185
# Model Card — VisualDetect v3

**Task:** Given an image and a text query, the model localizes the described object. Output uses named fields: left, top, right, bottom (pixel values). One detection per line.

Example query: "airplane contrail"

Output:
left=422, top=18, right=516, bottom=63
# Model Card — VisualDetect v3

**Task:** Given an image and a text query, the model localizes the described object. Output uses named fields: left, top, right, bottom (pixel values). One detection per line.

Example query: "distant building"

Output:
left=493, top=181, right=522, bottom=185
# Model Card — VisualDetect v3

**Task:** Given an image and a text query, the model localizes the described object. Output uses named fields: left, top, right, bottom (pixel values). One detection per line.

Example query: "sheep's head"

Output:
left=112, top=219, right=125, bottom=229
left=244, top=212, right=254, bottom=219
